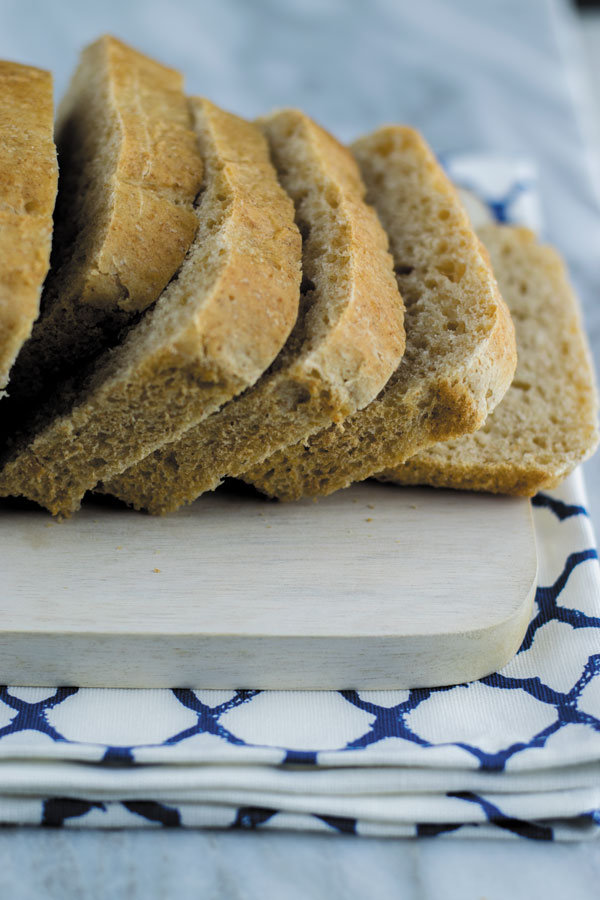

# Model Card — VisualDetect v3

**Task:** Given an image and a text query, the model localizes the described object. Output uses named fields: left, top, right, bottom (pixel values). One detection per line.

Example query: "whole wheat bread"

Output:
left=379, top=225, right=599, bottom=495
left=102, top=109, right=405, bottom=514
left=245, top=126, right=516, bottom=501
left=0, top=61, right=57, bottom=394
left=0, top=98, right=301, bottom=516
left=4, top=35, right=203, bottom=413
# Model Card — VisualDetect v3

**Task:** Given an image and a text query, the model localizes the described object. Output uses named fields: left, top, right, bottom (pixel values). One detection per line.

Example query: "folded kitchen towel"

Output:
left=0, top=158, right=598, bottom=840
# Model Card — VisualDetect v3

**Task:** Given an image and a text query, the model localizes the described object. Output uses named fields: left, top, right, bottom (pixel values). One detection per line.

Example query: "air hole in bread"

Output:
left=446, top=320, right=466, bottom=334
left=436, top=258, right=466, bottom=283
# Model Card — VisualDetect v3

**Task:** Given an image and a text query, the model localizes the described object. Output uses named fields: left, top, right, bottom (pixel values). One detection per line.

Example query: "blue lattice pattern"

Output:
left=0, top=476, right=597, bottom=839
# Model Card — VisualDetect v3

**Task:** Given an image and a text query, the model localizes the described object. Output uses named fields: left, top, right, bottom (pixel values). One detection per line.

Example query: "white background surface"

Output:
left=1, top=0, right=600, bottom=895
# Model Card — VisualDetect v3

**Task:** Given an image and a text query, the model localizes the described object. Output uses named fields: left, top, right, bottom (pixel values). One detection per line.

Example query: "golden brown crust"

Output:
left=54, top=35, right=203, bottom=313
left=272, top=111, right=405, bottom=414
left=245, top=126, right=516, bottom=501
left=0, top=62, right=57, bottom=391
left=0, top=99, right=301, bottom=517
left=101, top=109, right=405, bottom=514
left=5, top=36, right=204, bottom=409
left=381, top=225, right=599, bottom=496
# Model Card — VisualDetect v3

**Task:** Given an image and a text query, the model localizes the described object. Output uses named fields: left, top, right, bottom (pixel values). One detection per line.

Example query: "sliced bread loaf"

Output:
left=379, top=225, right=599, bottom=495
left=0, top=61, right=57, bottom=393
left=102, top=109, right=405, bottom=514
left=4, top=35, right=203, bottom=412
left=0, top=98, right=301, bottom=516
left=245, top=126, right=516, bottom=501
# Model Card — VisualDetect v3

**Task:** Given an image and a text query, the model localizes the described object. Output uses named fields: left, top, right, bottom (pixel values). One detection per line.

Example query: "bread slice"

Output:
left=245, top=126, right=516, bottom=501
left=0, top=62, right=57, bottom=394
left=379, top=225, right=599, bottom=495
left=0, top=98, right=301, bottom=517
left=102, top=109, right=405, bottom=514
left=4, top=35, right=203, bottom=413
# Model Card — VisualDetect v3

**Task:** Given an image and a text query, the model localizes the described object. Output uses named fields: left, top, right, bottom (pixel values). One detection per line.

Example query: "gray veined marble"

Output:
left=0, top=0, right=600, bottom=896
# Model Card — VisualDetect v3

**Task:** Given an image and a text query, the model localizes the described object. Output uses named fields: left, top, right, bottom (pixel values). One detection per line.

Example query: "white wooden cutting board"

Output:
left=0, top=481, right=537, bottom=689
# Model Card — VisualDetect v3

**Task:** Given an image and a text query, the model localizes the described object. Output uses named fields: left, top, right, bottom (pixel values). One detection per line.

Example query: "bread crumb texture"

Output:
left=103, top=108, right=404, bottom=514
left=245, top=126, right=516, bottom=501
left=380, top=225, right=599, bottom=495
left=0, top=61, right=57, bottom=392
left=5, top=35, right=204, bottom=410
left=0, top=98, right=301, bottom=516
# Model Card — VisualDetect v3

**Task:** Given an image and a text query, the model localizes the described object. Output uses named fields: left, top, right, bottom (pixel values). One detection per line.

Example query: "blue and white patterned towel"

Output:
left=1, top=161, right=598, bottom=840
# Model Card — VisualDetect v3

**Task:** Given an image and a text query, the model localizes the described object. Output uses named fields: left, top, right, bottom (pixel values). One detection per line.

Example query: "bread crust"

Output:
left=5, top=36, right=204, bottom=410
left=102, top=109, right=405, bottom=514
left=0, top=99, right=301, bottom=516
left=0, top=62, right=57, bottom=391
left=245, top=126, right=516, bottom=501
left=381, top=225, right=599, bottom=496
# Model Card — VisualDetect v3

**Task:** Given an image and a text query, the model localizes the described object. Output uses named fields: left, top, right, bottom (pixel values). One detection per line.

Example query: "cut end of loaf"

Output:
left=383, top=224, right=599, bottom=496
left=0, top=60, right=57, bottom=395
left=1, top=34, right=204, bottom=421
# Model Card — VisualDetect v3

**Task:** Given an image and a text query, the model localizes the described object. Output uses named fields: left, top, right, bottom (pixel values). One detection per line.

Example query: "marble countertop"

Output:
left=1, top=0, right=600, bottom=895
left=1, top=827, right=599, bottom=900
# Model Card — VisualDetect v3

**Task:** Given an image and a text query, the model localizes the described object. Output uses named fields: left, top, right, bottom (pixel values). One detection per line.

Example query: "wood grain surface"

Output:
left=0, top=481, right=537, bottom=689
